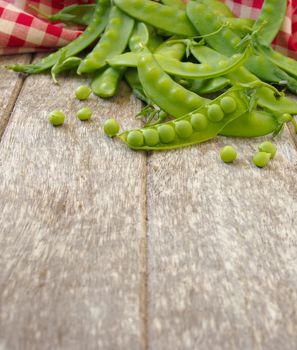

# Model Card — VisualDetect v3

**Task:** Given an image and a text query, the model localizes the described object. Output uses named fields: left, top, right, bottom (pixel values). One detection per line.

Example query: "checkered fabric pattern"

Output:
left=0, top=0, right=297, bottom=58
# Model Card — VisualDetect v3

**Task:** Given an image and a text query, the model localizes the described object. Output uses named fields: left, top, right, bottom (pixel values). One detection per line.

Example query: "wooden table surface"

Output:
left=1, top=54, right=297, bottom=350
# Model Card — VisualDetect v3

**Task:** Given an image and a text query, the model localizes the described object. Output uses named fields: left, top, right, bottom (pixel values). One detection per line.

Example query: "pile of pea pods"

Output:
left=7, top=0, right=297, bottom=151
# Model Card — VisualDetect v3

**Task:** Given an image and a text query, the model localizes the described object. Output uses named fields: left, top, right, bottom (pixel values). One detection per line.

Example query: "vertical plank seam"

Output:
left=288, top=122, right=297, bottom=149
left=0, top=55, right=33, bottom=143
left=139, top=153, right=149, bottom=350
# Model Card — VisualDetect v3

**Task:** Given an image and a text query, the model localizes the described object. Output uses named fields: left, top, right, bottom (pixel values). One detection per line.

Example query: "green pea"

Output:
left=207, top=104, right=224, bottom=122
left=253, top=151, right=271, bottom=168
left=158, top=124, right=175, bottom=144
left=48, top=110, right=65, bottom=126
left=258, top=141, right=277, bottom=159
left=77, top=107, right=92, bottom=121
left=220, top=145, right=237, bottom=163
left=75, top=85, right=92, bottom=100
left=158, top=110, right=168, bottom=120
left=190, top=113, right=208, bottom=131
left=220, top=96, right=236, bottom=113
left=175, top=120, right=193, bottom=139
left=127, top=130, right=144, bottom=147
left=143, top=128, right=159, bottom=146
left=103, top=118, right=120, bottom=137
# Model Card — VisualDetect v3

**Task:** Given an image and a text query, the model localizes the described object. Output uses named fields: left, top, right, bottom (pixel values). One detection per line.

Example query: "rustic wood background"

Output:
left=1, top=54, right=297, bottom=350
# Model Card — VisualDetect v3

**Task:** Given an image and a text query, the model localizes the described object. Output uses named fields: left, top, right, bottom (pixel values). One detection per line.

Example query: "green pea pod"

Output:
left=219, top=110, right=278, bottom=137
left=207, top=0, right=235, bottom=18
left=78, top=6, right=134, bottom=74
left=114, top=0, right=197, bottom=36
left=256, top=43, right=297, bottom=80
left=227, top=18, right=254, bottom=38
left=160, top=0, right=186, bottom=10
left=51, top=55, right=82, bottom=84
left=124, top=68, right=151, bottom=104
left=129, top=22, right=150, bottom=52
left=108, top=47, right=249, bottom=80
left=252, top=0, right=287, bottom=45
left=48, top=4, right=95, bottom=26
left=7, top=0, right=111, bottom=74
left=118, top=86, right=249, bottom=150
left=188, top=77, right=231, bottom=95
left=137, top=48, right=209, bottom=117
left=91, top=66, right=124, bottom=98
left=191, top=45, right=297, bottom=115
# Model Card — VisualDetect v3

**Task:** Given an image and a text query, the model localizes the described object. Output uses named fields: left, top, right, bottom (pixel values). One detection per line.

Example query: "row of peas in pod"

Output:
left=6, top=0, right=297, bottom=152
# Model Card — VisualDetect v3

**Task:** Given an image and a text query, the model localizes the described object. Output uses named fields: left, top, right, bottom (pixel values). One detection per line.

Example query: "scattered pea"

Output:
left=143, top=128, right=159, bottom=146
left=158, top=124, right=175, bottom=143
left=77, top=107, right=92, bottom=121
left=253, top=151, right=271, bottom=168
left=220, top=145, right=237, bottom=163
left=104, top=118, right=120, bottom=137
left=207, top=104, right=224, bottom=122
left=258, top=141, right=277, bottom=158
left=175, top=120, right=193, bottom=139
left=220, top=96, right=236, bottom=113
left=191, top=113, right=208, bottom=131
left=48, top=110, right=65, bottom=126
left=127, top=130, right=144, bottom=147
left=75, top=85, right=92, bottom=100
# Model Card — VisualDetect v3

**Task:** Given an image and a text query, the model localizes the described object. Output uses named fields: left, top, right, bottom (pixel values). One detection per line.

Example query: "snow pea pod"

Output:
left=7, top=0, right=111, bottom=74
left=252, top=0, right=287, bottom=45
left=51, top=55, right=82, bottom=84
left=118, top=86, right=250, bottom=150
left=153, top=39, right=186, bottom=59
left=227, top=18, right=254, bottom=38
left=77, top=6, right=134, bottom=74
left=108, top=48, right=249, bottom=80
left=91, top=66, right=124, bottom=98
left=129, top=22, right=163, bottom=53
left=114, top=0, right=197, bottom=36
left=160, top=0, right=186, bottom=10
left=124, top=68, right=151, bottom=104
left=187, top=77, right=231, bottom=95
left=137, top=48, right=209, bottom=117
left=47, top=4, right=95, bottom=25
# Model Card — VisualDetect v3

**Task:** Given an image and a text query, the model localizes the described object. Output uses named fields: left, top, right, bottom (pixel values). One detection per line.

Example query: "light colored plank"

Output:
left=147, top=129, right=297, bottom=350
left=0, top=55, right=31, bottom=138
left=0, top=67, right=147, bottom=349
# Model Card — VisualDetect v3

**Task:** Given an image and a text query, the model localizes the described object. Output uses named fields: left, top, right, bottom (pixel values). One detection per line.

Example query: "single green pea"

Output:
left=127, top=130, right=144, bottom=147
left=158, top=124, right=175, bottom=144
left=77, top=107, right=92, bottom=121
left=158, top=110, right=168, bottom=120
left=143, top=128, right=159, bottom=146
left=258, top=141, right=277, bottom=159
left=103, top=118, right=120, bottom=137
left=220, top=145, right=237, bottom=163
left=253, top=151, right=271, bottom=168
left=220, top=96, right=236, bottom=114
left=207, top=104, right=224, bottom=122
left=175, top=120, right=193, bottom=139
left=75, top=85, right=92, bottom=100
left=191, top=113, right=208, bottom=131
left=48, top=110, right=65, bottom=126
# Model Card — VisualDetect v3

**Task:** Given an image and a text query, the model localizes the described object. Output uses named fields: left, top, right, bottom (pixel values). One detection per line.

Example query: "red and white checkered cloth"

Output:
left=1, top=0, right=297, bottom=58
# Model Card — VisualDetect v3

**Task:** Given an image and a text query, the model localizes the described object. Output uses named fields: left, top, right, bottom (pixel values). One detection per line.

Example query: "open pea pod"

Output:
left=108, top=46, right=250, bottom=80
left=118, top=86, right=250, bottom=151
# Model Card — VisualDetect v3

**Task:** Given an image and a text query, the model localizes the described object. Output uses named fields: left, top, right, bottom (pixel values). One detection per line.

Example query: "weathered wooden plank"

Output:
left=147, top=129, right=297, bottom=350
left=0, top=55, right=31, bottom=138
left=0, top=66, right=146, bottom=349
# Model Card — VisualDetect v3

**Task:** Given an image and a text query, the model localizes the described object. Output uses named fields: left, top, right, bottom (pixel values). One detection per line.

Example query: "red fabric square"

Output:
left=16, top=12, right=33, bottom=26
left=46, top=23, right=62, bottom=37
left=7, top=34, right=25, bottom=47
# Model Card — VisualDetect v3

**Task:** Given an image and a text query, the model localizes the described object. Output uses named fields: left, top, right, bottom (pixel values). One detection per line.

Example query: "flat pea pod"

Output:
left=7, top=0, right=111, bottom=74
left=129, top=22, right=150, bottom=52
left=191, top=45, right=297, bottom=115
left=187, top=77, right=231, bottom=95
left=227, top=18, right=254, bottom=38
left=154, top=39, right=186, bottom=60
left=114, top=0, right=197, bottom=36
left=256, top=43, right=297, bottom=81
left=91, top=66, right=124, bottom=98
left=253, top=0, right=287, bottom=45
left=118, top=86, right=249, bottom=150
left=137, top=48, right=209, bottom=118
left=51, top=50, right=81, bottom=84
left=207, top=0, right=235, bottom=18
left=124, top=68, right=151, bottom=104
left=160, top=0, right=186, bottom=10
left=46, top=4, right=95, bottom=26
left=77, top=6, right=134, bottom=74
left=219, top=110, right=279, bottom=137
left=108, top=49, right=249, bottom=80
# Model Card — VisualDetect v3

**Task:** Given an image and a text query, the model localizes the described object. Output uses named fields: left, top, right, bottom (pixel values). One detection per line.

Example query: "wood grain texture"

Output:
left=0, top=64, right=146, bottom=350
left=0, top=55, right=31, bottom=139
left=147, top=129, right=297, bottom=350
